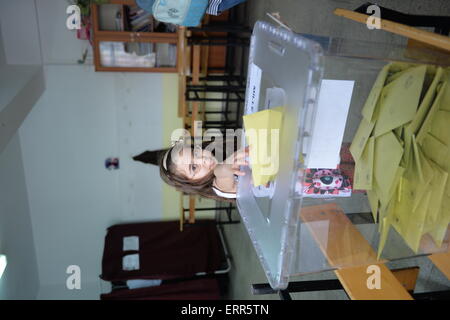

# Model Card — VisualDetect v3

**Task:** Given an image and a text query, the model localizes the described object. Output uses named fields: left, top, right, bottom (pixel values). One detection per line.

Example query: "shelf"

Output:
left=91, top=1, right=180, bottom=73
left=95, top=3, right=176, bottom=34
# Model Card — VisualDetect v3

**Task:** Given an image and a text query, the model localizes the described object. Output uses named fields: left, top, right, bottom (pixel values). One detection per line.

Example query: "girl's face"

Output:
left=173, top=146, right=217, bottom=181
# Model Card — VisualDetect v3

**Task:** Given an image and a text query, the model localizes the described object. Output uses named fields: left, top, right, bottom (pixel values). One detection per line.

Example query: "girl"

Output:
left=134, top=141, right=358, bottom=203
left=159, top=139, right=248, bottom=202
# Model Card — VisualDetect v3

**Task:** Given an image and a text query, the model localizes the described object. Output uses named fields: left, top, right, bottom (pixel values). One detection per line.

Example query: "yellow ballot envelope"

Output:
left=353, top=136, right=375, bottom=190
left=243, top=107, right=284, bottom=187
left=361, top=64, right=390, bottom=122
left=352, top=63, right=450, bottom=256
left=373, top=65, right=426, bottom=138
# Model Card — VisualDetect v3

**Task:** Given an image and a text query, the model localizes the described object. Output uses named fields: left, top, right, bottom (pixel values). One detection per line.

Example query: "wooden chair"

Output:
left=177, top=6, right=249, bottom=230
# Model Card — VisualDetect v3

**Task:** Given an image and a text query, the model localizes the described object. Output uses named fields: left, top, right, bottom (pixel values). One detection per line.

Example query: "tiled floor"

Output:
left=221, top=0, right=450, bottom=300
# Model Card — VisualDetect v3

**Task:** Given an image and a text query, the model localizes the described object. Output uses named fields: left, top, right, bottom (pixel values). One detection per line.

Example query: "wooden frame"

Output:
left=334, top=8, right=450, bottom=52
left=91, top=0, right=180, bottom=73
left=299, top=203, right=413, bottom=300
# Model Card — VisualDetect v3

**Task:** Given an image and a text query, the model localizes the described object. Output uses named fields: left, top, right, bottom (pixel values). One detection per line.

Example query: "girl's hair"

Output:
left=159, top=137, right=238, bottom=203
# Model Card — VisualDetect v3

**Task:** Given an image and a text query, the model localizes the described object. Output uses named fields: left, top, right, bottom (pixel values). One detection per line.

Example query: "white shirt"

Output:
left=212, top=186, right=237, bottom=199
left=212, top=174, right=238, bottom=199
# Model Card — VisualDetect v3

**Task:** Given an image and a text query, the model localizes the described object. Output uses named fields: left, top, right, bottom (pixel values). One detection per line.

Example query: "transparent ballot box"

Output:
left=237, top=21, right=450, bottom=289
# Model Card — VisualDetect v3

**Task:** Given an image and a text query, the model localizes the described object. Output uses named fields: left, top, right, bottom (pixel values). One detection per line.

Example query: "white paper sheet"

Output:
left=127, top=279, right=162, bottom=289
left=306, top=79, right=354, bottom=169
left=122, top=254, right=140, bottom=271
left=123, top=236, right=139, bottom=251
left=245, top=63, right=262, bottom=114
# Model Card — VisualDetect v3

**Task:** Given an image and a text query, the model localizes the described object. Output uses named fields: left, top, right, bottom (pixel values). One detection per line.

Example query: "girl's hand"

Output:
left=226, top=147, right=249, bottom=176
left=214, top=147, right=249, bottom=178
left=212, top=147, right=249, bottom=194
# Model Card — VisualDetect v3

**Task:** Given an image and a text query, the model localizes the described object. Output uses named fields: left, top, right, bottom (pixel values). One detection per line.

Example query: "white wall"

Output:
left=18, top=64, right=165, bottom=299
left=0, top=134, right=40, bottom=300
left=0, top=65, right=45, bottom=152
left=0, top=0, right=42, bottom=65
left=0, top=2, right=43, bottom=299
left=0, top=0, right=168, bottom=299
left=0, top=0, right=45, bottom=151
left=0, top=24, right=5, bottom=65
left=0, top=65, right=41, bottom=113
left=36, top=0, right=92, bottom=65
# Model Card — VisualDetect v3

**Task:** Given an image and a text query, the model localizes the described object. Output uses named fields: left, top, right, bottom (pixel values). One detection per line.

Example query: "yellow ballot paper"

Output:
left=353, top=64, right=450, bottom=255
left=394, top=125, right=404, bottom=142
left=391, top=176, right=431, bottom=253
left=430, top=110, right=450, bottom=147
left=376, top=166, right=404, bottom=222
left=385, top=62, right=420, bottom=86
left=367, top=189, right=379, bottom=223
left=386, top=68, right=411, bottom=85
left=389, top=166, right=404, bottom=204
left=421, top=133, right=450, bottom=172
left=353, top=136, right=374, bottom=190
left=416, top=80, right=446, bottom=144
left=429, top=195, right=450, bottom=247
left=391, top=177, right=411, bottom=235
left=377, top=216, right=393, bottom=260
left=362, top=64, right=390, bottom=122
left=243, top=107, right=284, bottom=187
left=388, top=62, right=420, bottom=74
left=405, top=67, right=443, bottom=137
left=373, top=65, right=427, bottom=137
left=350, top=118, right=375, bottom=161
left=404, top=191, right=431, bottom=253
left=373, top=132, right=404, bottom=209
left=424, top=160, right=448, bottom=233
left=404, top=147, right=433, bottom=213
left=402, top=66, right=444, bottom=165
left=378, top=185, right=397, bottom=232
left=441, top=72, right=450, bottom=112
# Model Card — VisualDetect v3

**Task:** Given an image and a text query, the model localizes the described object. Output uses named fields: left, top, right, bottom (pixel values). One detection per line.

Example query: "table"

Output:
left=236, top=21, right=450, bottom=295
